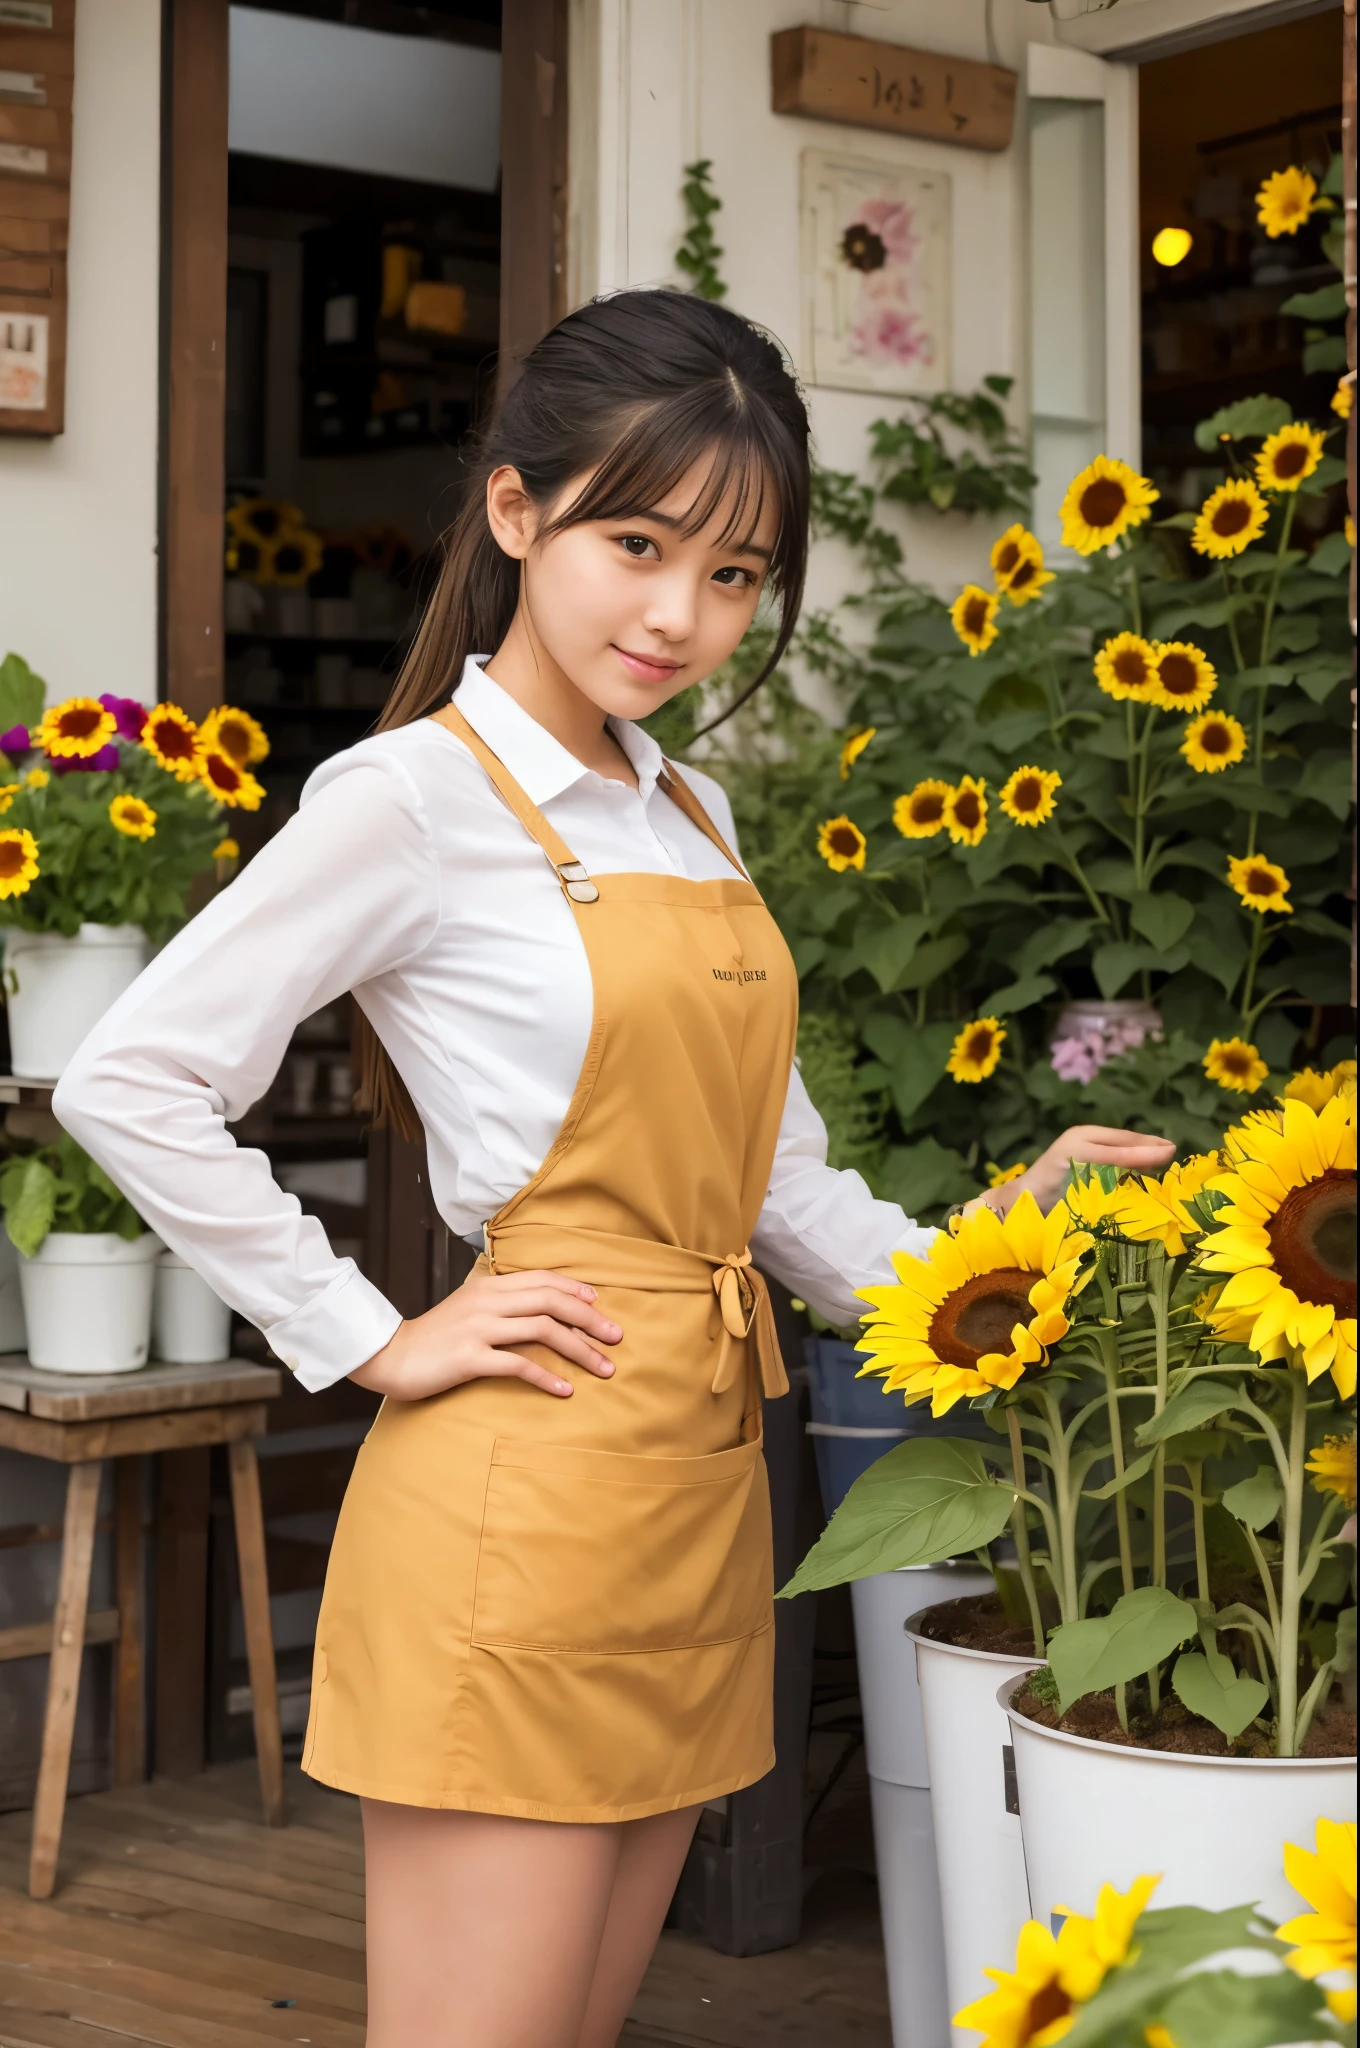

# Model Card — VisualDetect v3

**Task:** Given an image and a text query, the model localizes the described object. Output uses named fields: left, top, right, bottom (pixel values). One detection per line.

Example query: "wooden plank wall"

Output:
left=0, top=0, right=74, bottom=436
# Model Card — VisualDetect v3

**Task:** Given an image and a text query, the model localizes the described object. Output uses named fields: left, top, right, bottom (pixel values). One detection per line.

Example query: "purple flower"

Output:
left=1050, top=1032, right=1104, bottom=1085
left=99, top=693, right=148, bottom=741
left=0, top=724, right=30, bottom=755
left=53, top=744, right=119, bottom=774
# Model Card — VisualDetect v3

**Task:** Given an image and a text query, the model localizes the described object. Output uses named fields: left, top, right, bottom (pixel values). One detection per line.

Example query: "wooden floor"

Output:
left=0, top=1761, right=890, bottom=2047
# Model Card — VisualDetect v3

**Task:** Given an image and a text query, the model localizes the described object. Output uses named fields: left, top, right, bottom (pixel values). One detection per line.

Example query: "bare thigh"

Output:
left=577, top=1805, right=702, bottom=2048
left=362, top=1799, right=622, bottom=2048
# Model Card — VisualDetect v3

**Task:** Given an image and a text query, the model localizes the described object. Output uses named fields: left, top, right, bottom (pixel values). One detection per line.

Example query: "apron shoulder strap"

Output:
left=435, top=702, right=600, bottom=905
left=658, top=762, right=752, bottom=883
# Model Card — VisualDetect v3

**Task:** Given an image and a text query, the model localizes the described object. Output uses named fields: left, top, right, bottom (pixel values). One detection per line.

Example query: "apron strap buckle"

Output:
left=554, top=859, right=600, bottom=905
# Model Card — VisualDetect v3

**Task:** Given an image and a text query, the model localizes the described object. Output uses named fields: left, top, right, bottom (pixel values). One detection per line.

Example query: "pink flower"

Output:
left=1050, top=1033, right=1104, bottom=1084
left=855, top=198, right=917, bottom=265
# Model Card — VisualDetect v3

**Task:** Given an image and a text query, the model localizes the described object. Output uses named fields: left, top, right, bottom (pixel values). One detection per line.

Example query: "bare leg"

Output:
left=576, top=1805, right=702, bottom=2048
left=362, top=1798, right=622, bottom=2048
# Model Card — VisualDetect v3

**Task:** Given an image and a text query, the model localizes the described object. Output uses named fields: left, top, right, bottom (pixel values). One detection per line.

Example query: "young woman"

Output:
left=56, top=290, right=1174, bottom=2048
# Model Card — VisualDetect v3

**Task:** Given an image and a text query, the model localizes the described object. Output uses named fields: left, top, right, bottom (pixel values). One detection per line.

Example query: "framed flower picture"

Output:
left=800, top=148, right=951, bottom=396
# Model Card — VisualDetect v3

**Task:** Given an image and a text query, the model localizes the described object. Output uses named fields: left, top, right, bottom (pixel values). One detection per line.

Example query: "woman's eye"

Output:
left=712, top=565, right=754, bottom=587
left=618, top=535, right=657, bottom=559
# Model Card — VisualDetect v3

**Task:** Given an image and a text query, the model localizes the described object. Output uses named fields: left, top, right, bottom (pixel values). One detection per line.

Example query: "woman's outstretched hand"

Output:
left=350, top=1268, right=622, bottom=1402
left=962, top=1124, right=1177, bottom=1222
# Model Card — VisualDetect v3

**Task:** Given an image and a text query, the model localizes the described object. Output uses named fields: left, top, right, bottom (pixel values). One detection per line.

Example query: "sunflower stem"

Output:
left=1188, top=1463, right=1210, bottom=1605
left=1126, top=555, right=1142, bottom=637
left=1146, top=1246, right=1172, bottom=1711
left=1133, top=706, right=1158, bottom=890
left=1276, top=1369, right=1308, bottom=1757
left=1039, top=1388, right=1081, bottom=1624
left=1246, top=494, right=1296, bottom=856
left=1221, top=563, right=1246, bottom=673
left=1238, top=913, right=1268, bottom=1025
left=1054, top=832, right=1112, bottom=926
left=1098, top=1331, right=1137, bottom=1602
left=1007, top=1406, right=1046, bottom=1657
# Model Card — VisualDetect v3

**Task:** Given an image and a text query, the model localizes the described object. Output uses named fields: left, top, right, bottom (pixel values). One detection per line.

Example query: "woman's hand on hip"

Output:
left=963, top=1123, right=1177, bottom=1221
left=349, top=1269, right=622, bottom=1402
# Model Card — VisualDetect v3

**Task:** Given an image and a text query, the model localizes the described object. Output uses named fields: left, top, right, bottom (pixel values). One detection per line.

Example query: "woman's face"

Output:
left=486, top=453, right=781, bottom=721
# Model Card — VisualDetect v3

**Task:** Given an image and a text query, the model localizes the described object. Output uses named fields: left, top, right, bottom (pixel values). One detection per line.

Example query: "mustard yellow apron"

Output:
left=301, top=705, right=799, bottom=1821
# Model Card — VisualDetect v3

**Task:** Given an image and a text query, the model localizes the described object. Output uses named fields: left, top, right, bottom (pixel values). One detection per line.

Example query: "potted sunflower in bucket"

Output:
left=0, top=653, right=268, bottom=1081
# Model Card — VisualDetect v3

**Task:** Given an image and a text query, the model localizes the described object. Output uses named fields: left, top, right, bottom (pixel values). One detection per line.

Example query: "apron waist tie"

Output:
left=482, top=1222, right=789, bottom=1400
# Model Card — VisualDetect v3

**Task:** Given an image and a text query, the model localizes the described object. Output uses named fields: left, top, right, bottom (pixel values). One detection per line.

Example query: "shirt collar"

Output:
left=452, top=657, right=666, bottom=806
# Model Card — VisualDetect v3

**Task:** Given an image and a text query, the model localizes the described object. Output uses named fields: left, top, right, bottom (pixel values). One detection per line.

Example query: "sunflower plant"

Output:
left=0, top=654, right=267, bottom=940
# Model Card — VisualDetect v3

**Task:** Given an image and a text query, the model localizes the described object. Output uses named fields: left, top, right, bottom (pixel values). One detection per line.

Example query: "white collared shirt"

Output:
left=55, top=660, right=935, bottom=1391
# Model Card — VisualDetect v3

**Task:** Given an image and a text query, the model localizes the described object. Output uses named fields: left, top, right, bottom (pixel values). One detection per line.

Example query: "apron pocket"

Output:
left=471, top=1433, right=772, bottom=1654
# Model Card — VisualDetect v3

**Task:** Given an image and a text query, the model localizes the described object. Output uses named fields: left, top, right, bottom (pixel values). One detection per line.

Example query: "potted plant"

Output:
left=0, top=1132, right=161, bottom=1373
left=0, top=652, right=266, bottom=1080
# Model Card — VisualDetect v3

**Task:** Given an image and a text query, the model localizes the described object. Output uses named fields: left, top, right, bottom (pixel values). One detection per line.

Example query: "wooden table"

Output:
left=0, top=1355, right=285, bottom=1899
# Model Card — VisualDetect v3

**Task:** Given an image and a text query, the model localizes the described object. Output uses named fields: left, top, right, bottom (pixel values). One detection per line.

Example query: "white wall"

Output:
left=0, top=0, right=162, bottom=710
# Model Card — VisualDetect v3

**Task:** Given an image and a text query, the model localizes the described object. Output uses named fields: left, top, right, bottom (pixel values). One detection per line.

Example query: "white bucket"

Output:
left=20, top=1230, right=163, bottom=1374
left=3, top=923, right=147, bottom=1082
left=1000, top=1676, right=1358, bottom=1925
left=0, top=1226, right=26, bottom=1353
left=852, top=1563, right=992, bottom=2048
left=906, top=1609, right=1045, bottom=2042
left=152, top=1250, right=232, bottom=1364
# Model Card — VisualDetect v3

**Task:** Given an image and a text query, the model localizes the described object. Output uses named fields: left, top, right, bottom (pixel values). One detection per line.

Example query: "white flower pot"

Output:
left=1000, top=1676, right=1358, bottom=1925
left=0, top=1226, right=26, bottom=1353
left=20, top=1231, right=162, bottom=1374
left=852, top=1563, right=993, bottom=2048
left=905, top=1609, right=1045, bottom=2043
left=3, top=923, right=147, bottom=1082
left=152, top=1250, right=232, bottom=1364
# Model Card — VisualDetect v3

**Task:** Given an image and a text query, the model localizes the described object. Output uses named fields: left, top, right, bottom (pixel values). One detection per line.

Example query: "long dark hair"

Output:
left=358, top=288, right=812, bottom=1137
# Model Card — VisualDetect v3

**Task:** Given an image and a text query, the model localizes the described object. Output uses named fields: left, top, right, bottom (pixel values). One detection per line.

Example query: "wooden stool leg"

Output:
left=30, top=1460, right=103, bottom=1900
left=226, top=1438, right=285, bottom=1827
left=113, top=1458, right=145, bottom=1786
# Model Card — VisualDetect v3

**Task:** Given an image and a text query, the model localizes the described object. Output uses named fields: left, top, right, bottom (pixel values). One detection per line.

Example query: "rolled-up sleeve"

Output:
left=53, top=758, right=440, bottom=1392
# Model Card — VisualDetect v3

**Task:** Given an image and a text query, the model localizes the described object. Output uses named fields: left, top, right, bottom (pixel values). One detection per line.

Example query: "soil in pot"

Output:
left=1015, top=1680, right=1357, bottom=1759
left=913, top=1592, right=1041, bottom=1659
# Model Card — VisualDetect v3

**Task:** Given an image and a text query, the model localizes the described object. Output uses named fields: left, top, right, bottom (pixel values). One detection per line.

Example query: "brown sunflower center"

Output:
left=828, top=825, right=859, bottom=858
left=273, top=543, right=306, bottom=577
left=1244, top=865, right=1278, bottom=898
left=1270, top=441, right=1308, bottom=479
left=0, top=839, right=27, bottom=878
left=929, top=1268, right=1035, bottom=1370
left=953, top=789, right=983, bottom=830
left=1024, top=1982, right=1073, bottom=2040
left=1200, top=721, right=1232, bottom=754
left=963, top=597, right=990, bottom=637
left=1220, top=1046, right=1254, bottom=1078
left=151, top=716, right=195, bottom=761
left=215, top=718, right=251, bottom=763
left=1157, top=652, right=1198, bottom=698
left=1012, top=776, right=1043, bottom=812
left=1212, top=498, right=1252, bottom=536
left=1113, top=648, right=1150, bottom=687
left=911, top=792, right=945, bottom=825
left=1079, top=478, right=1127, bottom=529
left=235, top=539, right=263, bottom=574
left=1267, top=1169, right=1357, bottom=1317
left=251, top=507, right=283, bottom=538
left=994, top=540, right=1022, bottom=577
left=1008, top=557, right=1037, bottom=591
left=58, top=705, right=104, bottom=741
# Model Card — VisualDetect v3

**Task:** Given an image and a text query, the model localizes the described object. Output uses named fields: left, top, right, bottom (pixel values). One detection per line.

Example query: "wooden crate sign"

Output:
left=771, top=25, right=1017, bottom=155
left=0, top=0, right=71, bottom=435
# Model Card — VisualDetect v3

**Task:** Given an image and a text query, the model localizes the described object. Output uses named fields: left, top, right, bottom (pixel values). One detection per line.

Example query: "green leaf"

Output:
left=1014, top=917, right=1095, bottom=979
left=1084, top=1447, right=1156, bottom=1500
left=1172, top=1650, right=1269, bottom=1740
left=1292, top=650, right=1352, bottom=700
left=861, top=1016, right=957, bottom=1122
left=1307, top=531, right=1353, bottom=579
left=987, top=972, right=1057, bottom=1014
left=1222, top=1466, right=1283, bottom=1531
left=790, top=935, right=827, bottom=978
left=893, top=932, right=969, bottom=993
left=1136, top=1380, right=1241, bottom=1445
left=1333, top=1605, right=1356, bottom=1677
left=777, top=1438, right=1016, bottom=1596
left=1194, top=395, right=1292, bottom=450
left=0, top=650, right=46, bottom=738
left=1047, top=1587, right=1198, bottom=1713
left=880, top=1136, right=977, bottom=1214
left=856, top=913, right=932, bottom=993
left=1159, top=1967, right=1333, bottom=2048
left=1092, top=940, right=1191, bottom=998
left=1129, top=891, right=1195, bottom=952
left=1303, top=333, right=1347, bottom=374
left=1130, top=1904, right=1267, bottom=1971
left=1, top=1155, right=58, bottom=1258
left=1303, top=751, right=1355, bottom=821
left=1230, top=664, right=1292, bottom=693
left=1280, top=280, right=1347, bottom=319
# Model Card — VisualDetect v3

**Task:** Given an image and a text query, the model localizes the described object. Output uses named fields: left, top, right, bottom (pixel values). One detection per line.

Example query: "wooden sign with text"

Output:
left=771, top=25, right=1016, bottom=155
left=0, top=0, right=73, bottom=435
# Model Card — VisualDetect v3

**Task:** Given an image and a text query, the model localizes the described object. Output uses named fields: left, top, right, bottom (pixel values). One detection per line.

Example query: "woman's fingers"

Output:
left=479, top=1273, right=623, bottom=1344
left=490, top=1313, right=616, bottom=1376
left=486, top=1349, right=576, bottom=1397
left=1061, top=1124, right=1176, bottom=1164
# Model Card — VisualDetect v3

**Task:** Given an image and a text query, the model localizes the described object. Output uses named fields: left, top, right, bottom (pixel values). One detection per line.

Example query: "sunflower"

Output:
left=951, top=584, right=1000, bottom=656
left=839, top=727, right=875, bottom=780
left=1284, top=1062, right=1356, bottom=1112
left=818, top=815, right=867, bottom=872
left=1191, top=477, right=1270, bottom=560
left=990, top=527, right=1053, bottom=606
left=1181, top=711, right=1246, bottom=774
left=1094, top=633, right=1158, bottom=703
left=1203, top=1037, right=1269, bottom=1095
left=894, top=781, right=952, bottom=839
left=988, top=1161, right=1027, bottom=1188
left=198, top=747, right=264, bottom=811
left=949, top=1016, right=1006, bottom=1083
left=1332, top=378, right=1353, bottom=422
left=1148, top=642, right=1216, bottom=713
left=952, top=1877, right=1160, bottom=2048
left=212, top=836, right=240, bottom=862
left=1059, top=456, right=1159, bottom=556
left=227, top=496, right=306, bottom=546
left=1256, top=165, right=1318, bottom=238
left=109, top=794, right=156, bottom=841
left=1003, top=552, right=1055, bottom=606
left=1000, top=766, right=1061, bottom=828
left=1227, top=853, right=1292, bottom=916
left=1307, top=1435, right=1357, bottom=1510
left=857, top=1191, right=1093, bottom=1417
left=1198, top=1094, right=1356, bottom=1398
left=201, top=704, right=270, bottom=767
left=1111, top=1153, right=1220, bottom=1256
left=0, top=783, right=19, bottom=814
left=1278, top=1819, right=1356, bottom=1994
left=34, top=697, right=117, bottom=760
left=24, top=767, right=49, bottom=789
left=0, top=827, right=39, bottom=898
left=1256, top=423, right=1326, bottom=495
left=945, top=776, right=988, bottom=847
left=141, top=703, right=203, bottom=781
left=268, top=528, right=325, bottom=587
